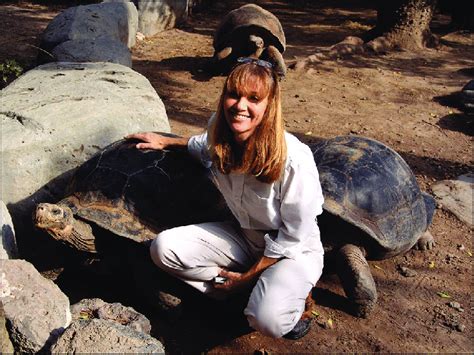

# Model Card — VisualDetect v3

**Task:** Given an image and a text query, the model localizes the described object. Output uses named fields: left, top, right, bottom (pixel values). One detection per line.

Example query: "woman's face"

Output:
left=223, top=84, right=269, bottom=144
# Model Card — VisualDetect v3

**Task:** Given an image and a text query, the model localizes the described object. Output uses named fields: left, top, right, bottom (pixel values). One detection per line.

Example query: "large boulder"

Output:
left=0, top=201, right=18, bottom=259
left=51, top=319, right=165, bottom=353
left=0, top=62, right=169, bottom=261
left=0, top=259, right=71, bottom=352
left=39, top=2, right=138, bottom=63
left=134, top=0, right=189, bottom=36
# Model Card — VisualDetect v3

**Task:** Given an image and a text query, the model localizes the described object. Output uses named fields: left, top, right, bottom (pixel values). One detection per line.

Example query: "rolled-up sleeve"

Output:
left=187, top=132, right=212, bottom=168
left=263, top=149, right=324, bottom=259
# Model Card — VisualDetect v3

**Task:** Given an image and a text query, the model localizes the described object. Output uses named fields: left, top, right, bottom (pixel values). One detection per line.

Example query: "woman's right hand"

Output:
left=125, top=132, right=174, bottom=150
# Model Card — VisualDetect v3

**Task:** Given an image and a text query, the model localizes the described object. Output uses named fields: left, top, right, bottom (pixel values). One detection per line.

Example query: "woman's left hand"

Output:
left=213, top=269, right=251, bottom=292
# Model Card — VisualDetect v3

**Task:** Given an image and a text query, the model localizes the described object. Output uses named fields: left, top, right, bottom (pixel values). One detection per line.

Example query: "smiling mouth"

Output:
left=232, top=114, right=251, bottom=121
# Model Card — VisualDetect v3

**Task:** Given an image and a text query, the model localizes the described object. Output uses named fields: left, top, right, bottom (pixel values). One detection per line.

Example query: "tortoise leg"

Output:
left=130, top=245, right=184, bottom=321
left=263, top=45, right=286, bottom=78
left=216, top=46, right=233, bottom=61
left=35, top=203, right=97, bottom=253
left=413, top=230, right=435, bottom=251
left=336, top=244, right=377, bottom=318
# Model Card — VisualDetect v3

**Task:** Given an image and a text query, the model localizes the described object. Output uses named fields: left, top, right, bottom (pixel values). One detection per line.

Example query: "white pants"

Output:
left=150, top=221, right=323, bottom=338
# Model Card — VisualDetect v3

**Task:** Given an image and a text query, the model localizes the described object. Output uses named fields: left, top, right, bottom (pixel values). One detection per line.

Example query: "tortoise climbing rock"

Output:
left=211, top=4, right=286, bottom=77
left=34, top=138, right=230, bottom=253
left=312, top=135, right=436, bottom=318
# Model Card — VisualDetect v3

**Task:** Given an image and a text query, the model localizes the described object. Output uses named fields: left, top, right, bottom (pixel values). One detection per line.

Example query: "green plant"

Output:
left=0, top=59, right=23, bottom=84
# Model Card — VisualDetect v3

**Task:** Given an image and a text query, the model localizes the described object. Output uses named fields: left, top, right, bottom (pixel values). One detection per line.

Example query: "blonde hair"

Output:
left=209, top=63, right=287, bottom=183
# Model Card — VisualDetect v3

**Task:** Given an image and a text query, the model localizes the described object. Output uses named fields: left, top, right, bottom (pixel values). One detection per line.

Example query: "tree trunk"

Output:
left=368, top=0, right=438, bottom=50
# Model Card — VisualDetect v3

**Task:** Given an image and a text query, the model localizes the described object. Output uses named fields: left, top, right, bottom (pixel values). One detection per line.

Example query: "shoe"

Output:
left=283, top=318, right=311, bottom=340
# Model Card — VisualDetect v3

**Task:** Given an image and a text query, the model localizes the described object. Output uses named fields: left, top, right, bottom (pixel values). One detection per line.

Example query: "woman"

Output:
left=126, top=58, right=324, bottom=340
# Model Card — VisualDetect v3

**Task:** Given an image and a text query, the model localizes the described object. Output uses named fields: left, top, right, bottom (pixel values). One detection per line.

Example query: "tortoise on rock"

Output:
left=312, top=135, right=435, bottom=317
left=211, top=4, right=287, bottom=77
left=34, top=138, right=230, bottom=254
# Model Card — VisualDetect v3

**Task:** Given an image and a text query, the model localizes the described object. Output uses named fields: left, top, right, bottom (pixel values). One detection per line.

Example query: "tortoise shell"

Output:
left=61, top=139, right=230, bottom=243
left=311, top=135, right=435, bottom=259
left=213, top=4, right=286, bottom=54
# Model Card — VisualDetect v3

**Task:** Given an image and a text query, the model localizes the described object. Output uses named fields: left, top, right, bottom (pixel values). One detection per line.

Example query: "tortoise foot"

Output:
left=336, top=244, right=378, bottom=318
left=413, top=230, right=435, bottom=251
left=216, top=46, right=232, bottom=61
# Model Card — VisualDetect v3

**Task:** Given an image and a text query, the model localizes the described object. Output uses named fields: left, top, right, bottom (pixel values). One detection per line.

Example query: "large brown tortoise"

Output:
left=34, top=138, right=230, bottom=254
left=34, top=135, right=435, bottom=318
left=211, top=4, right=287, bottom=77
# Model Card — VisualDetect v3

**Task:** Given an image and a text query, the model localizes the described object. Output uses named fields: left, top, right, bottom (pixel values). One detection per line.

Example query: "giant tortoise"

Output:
left=211, top=4, right=286, bottom=77
left=34, top=138, right=230, bottom=253
left=312, top=135, right=435, bottom=317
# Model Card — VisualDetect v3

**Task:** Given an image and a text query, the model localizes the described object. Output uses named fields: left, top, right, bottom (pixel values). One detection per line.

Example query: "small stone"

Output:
left=457, top=244, right=465, bottom=251
left=398, top=265, right=417, bottom=277
left=455, top=323, right=465, bottom=332
left=447, top=301, right=464, bottom=312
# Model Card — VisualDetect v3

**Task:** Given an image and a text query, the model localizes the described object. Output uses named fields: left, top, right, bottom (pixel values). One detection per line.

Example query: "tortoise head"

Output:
left=34, top=203, right=75, bottom=241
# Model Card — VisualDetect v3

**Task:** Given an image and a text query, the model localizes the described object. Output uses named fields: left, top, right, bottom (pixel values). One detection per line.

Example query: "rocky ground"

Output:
left=1, top=0, right=472, bottom=353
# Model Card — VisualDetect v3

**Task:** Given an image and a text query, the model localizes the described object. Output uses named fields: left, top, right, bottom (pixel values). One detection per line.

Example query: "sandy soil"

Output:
left=1, top=1, right=472, bottom=353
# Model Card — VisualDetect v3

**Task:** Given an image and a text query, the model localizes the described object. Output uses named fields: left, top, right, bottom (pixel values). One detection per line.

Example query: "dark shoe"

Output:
left=283, top=318, right=311, bottom=340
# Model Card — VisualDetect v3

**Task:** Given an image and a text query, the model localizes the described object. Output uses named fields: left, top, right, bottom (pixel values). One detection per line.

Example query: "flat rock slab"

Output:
left=432, top=174, right=473, bottom=227
left=51, top=318, right=164, bottom=353
left=1, top=62, right=169, bottom=220
left=71, top=298, right=151, bottom=334
left=0, top=259, right=71, bottom=352
left=0, top=201, right=18, bottom=259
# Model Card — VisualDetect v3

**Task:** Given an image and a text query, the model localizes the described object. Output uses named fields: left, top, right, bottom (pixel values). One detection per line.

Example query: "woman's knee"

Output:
left=245, top=301, right=288, bottom=338
left=149, top=229, right=182, bottom=270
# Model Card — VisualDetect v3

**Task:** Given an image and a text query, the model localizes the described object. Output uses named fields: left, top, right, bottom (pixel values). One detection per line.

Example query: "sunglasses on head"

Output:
left=237, top=57, right=274, bottom=69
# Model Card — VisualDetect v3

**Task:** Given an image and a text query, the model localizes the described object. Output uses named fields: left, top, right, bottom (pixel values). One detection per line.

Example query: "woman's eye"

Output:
left=227, top=91, right=238, bottom=99
left=249, top=95, right=259, bottom=102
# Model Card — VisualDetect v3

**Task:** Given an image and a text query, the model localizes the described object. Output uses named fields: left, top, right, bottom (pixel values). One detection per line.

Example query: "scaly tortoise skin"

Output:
left=211, top=4, right=287, bottom=77
left=312, top=135, right=435, bottom=317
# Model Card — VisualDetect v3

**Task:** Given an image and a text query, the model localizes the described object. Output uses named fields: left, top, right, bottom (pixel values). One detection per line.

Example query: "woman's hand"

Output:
left=213, top=269, right=252, bottom=293
left=213, top=256, right=281, bottom=293
left=125, top=132, right=189, bottom=150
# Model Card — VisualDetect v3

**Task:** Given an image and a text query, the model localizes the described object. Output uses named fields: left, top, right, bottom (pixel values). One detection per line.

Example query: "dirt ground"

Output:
left=1, top=0, right=473, bottom=353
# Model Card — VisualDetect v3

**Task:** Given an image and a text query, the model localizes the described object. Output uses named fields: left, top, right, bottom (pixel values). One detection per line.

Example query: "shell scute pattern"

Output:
left=64, top=140, right=231, bottom=242
left=312, top=136, right=433, bottom=258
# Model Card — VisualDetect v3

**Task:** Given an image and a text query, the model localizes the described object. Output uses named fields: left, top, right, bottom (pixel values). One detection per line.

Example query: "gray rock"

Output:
left=0, top=61, right=169, bottom=205
left=0, top=303, right=14, bottom=355
left=0, top=259, right=71, bottom=352
left=397, top=265, right=418, bottom=278
left=51, top=318, right=164, bottom=353
left=39, top=1, right=138, bottom=60
left=447, top=301, right=464, bottom=312
left=432, top=174, right=473, bottom=227
left=135, top=0, right=188, bottom=36
left=70, top=298, right=151, bottom=334
left=0, top=201, right=18, bottom=259
left=51, top=37, right=132, bottom=67
left=0, top=62, right=169, bottom=245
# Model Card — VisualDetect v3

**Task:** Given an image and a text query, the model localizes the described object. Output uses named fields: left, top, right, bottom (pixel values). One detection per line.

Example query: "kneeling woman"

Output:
left=127, top=58, right=324, bottom=340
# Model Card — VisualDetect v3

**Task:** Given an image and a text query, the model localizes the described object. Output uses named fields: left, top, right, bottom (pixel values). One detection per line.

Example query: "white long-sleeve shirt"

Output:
left=188, top=131, right=325, bottom=259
